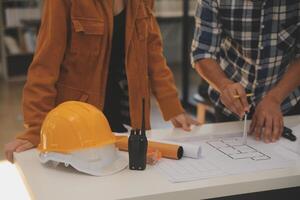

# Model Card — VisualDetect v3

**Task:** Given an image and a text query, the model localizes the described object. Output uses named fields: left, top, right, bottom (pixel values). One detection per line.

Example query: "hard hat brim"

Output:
left=39, top=145, right=128, bottom=176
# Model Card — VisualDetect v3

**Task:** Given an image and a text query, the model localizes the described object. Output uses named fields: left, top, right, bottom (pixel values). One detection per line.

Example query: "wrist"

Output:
left=265, top=91, right=283, bottom=105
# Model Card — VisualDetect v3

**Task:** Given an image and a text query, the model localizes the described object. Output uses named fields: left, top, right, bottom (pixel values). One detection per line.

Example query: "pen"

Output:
left=233, top=93, right=254, bottom=98
left=242, top=112, right=248, bottom=145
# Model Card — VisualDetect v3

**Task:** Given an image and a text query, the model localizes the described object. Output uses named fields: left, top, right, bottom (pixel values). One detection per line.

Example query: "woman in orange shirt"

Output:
left=4, top=0, right=199, bottom=162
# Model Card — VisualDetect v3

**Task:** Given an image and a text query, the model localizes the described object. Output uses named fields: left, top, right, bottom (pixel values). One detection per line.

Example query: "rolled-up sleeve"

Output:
left=191, top=0, right=222, bottom=67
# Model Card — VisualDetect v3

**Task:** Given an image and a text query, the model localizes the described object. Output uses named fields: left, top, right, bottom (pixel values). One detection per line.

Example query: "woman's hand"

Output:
left=4, top=139, right=34, bottom=163
left=250, top=95, right=284, bottom=143
left=170, top=113, right=200, bottom=131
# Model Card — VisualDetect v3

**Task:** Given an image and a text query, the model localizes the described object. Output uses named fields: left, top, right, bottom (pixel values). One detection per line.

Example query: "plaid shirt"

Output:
left=191, top=0, right=300, bottom=117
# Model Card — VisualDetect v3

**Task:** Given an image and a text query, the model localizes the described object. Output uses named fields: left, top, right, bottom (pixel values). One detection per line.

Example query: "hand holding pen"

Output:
left=225, top=87, right=296, bottom=143
left=219, top=82, right=250, bottom=118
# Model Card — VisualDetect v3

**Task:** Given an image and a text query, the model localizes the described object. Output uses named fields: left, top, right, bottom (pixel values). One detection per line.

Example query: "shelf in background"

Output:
left=1, top=0, right=40, bottom=81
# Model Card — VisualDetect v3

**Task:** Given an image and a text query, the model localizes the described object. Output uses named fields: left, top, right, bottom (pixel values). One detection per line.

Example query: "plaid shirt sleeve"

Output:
left=296, top=21, right=300, bottom=59
left=191, top=0, right=222, bottom=68
left=297, top=7, right=300, bottom=59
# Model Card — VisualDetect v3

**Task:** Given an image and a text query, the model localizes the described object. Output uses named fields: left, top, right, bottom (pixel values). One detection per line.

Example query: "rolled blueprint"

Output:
left=180, top=142, right=201, bottom=159
left=157, top=140, right=202, bottom=159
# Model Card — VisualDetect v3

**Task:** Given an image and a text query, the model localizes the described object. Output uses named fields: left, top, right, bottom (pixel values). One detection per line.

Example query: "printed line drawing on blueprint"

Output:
left=155, top=134, right=297, bottom=183
left=207, top=137, right=271, bottom=161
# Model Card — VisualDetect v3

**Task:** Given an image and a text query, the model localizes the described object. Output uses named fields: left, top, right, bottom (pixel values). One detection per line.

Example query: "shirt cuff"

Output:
left=157, top=96, right=185, bottom=121
left=191, top=52, right=218, bottom=68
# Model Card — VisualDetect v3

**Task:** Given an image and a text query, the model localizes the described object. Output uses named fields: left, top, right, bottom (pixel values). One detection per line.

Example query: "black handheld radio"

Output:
left=128, top=99, right=148, bottom=170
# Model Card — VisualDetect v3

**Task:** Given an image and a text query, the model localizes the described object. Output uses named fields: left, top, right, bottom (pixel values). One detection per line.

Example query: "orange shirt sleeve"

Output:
left=17, top=0, right=70, bottom=146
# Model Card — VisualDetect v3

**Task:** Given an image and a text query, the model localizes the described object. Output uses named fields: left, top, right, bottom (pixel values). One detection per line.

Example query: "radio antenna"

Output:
left=141, top=98, right=145, bottom=135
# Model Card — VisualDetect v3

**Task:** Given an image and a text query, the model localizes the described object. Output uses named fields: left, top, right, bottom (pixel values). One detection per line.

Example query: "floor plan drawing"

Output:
left=207, top=137, right=271, bottom=161
left=155, top=134, right=297, bottom=183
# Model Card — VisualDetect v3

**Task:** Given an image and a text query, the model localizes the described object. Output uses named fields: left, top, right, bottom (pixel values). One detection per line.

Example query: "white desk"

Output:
left=15, top=116, right=300, bottom=200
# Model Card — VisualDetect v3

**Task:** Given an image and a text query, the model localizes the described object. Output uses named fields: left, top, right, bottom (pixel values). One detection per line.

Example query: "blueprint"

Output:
left=207, top=137, right=271, bottom=161
left=155, top=133, right=299, bottom=183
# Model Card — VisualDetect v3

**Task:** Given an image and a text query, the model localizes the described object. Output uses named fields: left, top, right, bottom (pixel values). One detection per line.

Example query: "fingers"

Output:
left=220, top=83, right=248, bottom=118
left=249, top=95, right=283, bottom=143
left=173, top=120, right=191, bottom=131
left=16, top=142, right=34, bottom=152
left=5, top=139, right=27, bottom=151
left=221, top=92, right=242, bottom=117
left=171, top=119, right=181, bottom=128
left=272, top=117, right=284, bottom=142
left=5, top=145, right=16, bottom=163
left=4, top=140, right=24, bottom=163
left=232, top=97, right=245, bottom=118
left=263, top=116, right=284, bottom=143
left=249, top=115, right=257, bottom=135
left=187, top=116, right=201, bottom=126
left=263, top=117, right=272, bottom=143
left=252, top=115, right=283, bottom=143
left=171, top=115, right=192, bottom=132
left=182, top=115, right=201, bottom=130
left=4, top=140, right=34, bottom=163
left=181, top=120, right=192, bottom=132
left=254, top=116, right=264, bottom=141
left=279, top=119, right=284, bottom=140
left=272, top=117, right=281, bottom=142
left=6, top=150, right=14, bottom=163
left=235, top=86, right=250, bottom=112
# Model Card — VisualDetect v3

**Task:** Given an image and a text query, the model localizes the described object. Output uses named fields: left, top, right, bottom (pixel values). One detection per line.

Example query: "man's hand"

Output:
left=250, top=95, right=283, bottom=143
left=171, top=113, right=200, bottom=131
left=4, top=139, right=34, bottom=163
left=219, top=82, right=249, bottom=118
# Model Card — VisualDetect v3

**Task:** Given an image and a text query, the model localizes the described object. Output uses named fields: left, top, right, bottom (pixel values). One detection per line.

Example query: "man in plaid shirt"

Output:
left=191, top=0, right=300, bottom=143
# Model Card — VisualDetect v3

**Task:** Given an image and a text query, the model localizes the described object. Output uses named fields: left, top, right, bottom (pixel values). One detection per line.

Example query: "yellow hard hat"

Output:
left=38, top=101, right=128, bottom=176
left=38, top=101, right=116, bottom=153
